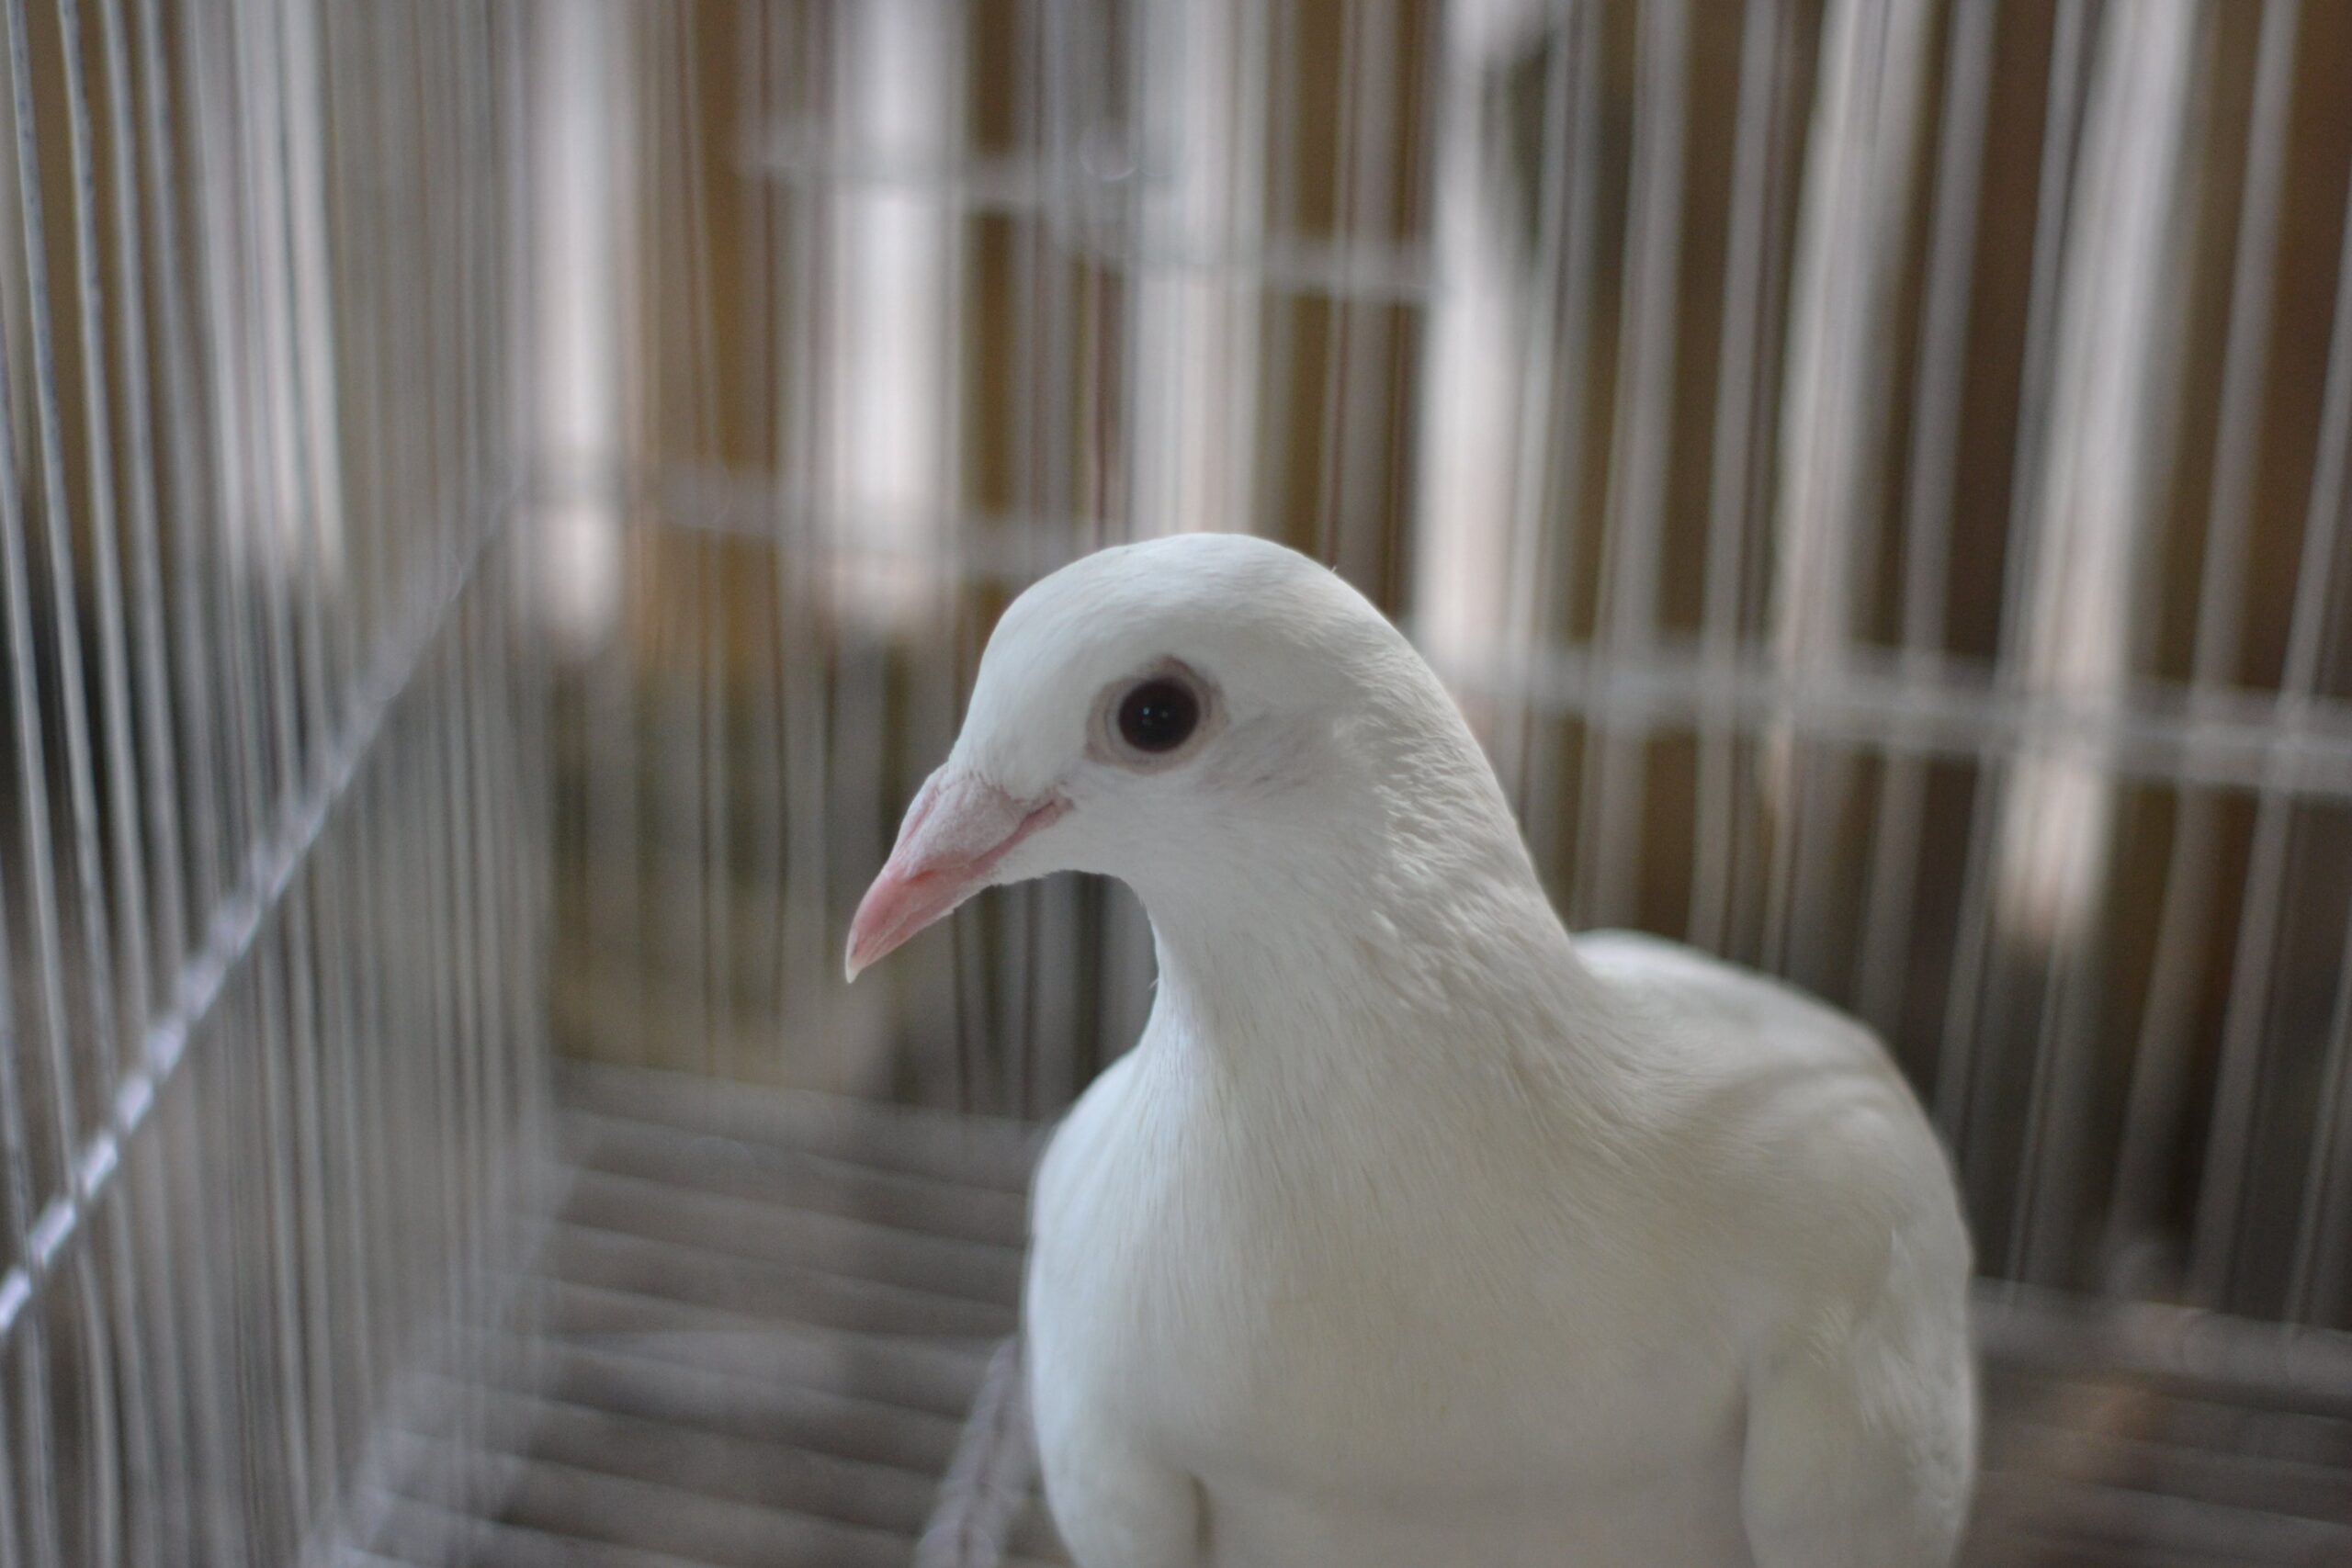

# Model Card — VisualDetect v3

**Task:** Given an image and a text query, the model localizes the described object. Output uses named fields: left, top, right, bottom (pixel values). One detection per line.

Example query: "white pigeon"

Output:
left=848, top=533, right=1976, bottom=1568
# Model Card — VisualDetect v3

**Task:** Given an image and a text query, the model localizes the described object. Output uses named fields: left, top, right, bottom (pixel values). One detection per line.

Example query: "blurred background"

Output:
left=3, top=0, right=2352, bottom=1563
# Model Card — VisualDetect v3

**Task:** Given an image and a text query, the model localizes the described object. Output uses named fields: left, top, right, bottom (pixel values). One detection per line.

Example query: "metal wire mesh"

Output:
left=5, top=0, right=2352, bottom=1564
left=0, top=0, right=547, bottom=1562
left=532, top=3, right=2352, bottom=1560
left=547, top=0, right=2352, bottom=1327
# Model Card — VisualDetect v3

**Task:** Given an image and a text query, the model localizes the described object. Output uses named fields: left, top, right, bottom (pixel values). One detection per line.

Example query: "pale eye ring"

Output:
left=1091, top=661, right=1220, bottom=770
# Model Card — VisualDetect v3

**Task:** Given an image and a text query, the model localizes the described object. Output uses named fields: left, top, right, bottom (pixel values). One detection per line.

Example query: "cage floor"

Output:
left=346, top=1064, right=2352, bottom=1568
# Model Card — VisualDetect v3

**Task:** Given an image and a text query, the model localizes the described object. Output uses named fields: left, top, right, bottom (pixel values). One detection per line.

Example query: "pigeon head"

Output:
left=844, top=532, right=1522, bottom=980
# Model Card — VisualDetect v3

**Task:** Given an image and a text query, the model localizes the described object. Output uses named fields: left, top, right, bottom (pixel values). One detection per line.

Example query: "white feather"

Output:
left=938, top=535, right=1973, bottom=1567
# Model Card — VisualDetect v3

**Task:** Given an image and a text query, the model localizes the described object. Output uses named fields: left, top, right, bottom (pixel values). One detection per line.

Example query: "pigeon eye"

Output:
left=1093, top=663, right=1218, bottom=769
left=1117, top=678, right=1199, bottom=754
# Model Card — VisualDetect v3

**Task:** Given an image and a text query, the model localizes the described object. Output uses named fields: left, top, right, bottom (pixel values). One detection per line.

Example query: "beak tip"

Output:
left=844, top=889, right=896, bottom=983
left=842, top=773, right=1063, bottom=991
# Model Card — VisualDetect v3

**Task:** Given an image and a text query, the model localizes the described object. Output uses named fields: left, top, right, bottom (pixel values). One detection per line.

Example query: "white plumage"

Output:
left=850, top=533, right=1976, bottom=1568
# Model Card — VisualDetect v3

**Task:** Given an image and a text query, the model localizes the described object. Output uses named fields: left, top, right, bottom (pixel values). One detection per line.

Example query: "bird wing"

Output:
left=1573, top=927, right=1912, bottom=1090
left=1736, top=1219, right=1977, bottom=1567
left=1577, top=930, right=1976, bottom=1567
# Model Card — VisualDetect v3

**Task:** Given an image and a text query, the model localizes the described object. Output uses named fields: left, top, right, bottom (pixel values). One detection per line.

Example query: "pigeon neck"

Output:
left=1128, top=750, right=1586, bottom=1077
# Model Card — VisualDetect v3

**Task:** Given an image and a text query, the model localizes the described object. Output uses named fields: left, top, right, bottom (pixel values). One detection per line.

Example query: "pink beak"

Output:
left=844, top=768, right=1068, bottom=981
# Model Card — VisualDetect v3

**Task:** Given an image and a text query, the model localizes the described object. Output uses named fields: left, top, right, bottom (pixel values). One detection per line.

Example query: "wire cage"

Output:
left=5, top=0, right=2352, bottom=1565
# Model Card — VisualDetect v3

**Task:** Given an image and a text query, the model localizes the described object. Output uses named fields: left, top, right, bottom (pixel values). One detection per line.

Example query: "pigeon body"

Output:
left=849, top=534, right=1976, bottom=1568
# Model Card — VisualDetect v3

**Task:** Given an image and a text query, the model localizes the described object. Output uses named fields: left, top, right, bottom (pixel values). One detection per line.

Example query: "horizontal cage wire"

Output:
left=0, top=1, right=2350, bottom=1566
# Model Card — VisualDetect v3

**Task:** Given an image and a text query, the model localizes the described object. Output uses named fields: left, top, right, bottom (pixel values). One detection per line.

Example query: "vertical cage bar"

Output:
left=1850, top=0, right=1996, bottom=1037
left=1934, top=0, right=2089, bottom=1154
left=1572, top=0, right=1689, bottom=930
left=91, top=17, right=200, bottom=1535
left=4, top=0, right=129, bottom=1557
left=136, top=0, right=249, bottom=1551
left=1689, top=0, right=1790, bottom=955
left=51, top=0, right=168, bottom=1552
left=1498, top=0, right=1592, bottom=882
left=2194, top=141, right=2352, bottom=1307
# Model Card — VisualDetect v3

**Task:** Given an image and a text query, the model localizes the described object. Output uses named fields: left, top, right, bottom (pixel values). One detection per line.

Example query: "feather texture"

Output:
left=863, top=535, right=1977, bottom=1568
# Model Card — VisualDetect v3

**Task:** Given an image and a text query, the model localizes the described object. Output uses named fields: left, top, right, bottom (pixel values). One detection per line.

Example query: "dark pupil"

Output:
left=1118, top=679, right=1198, bottom=753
